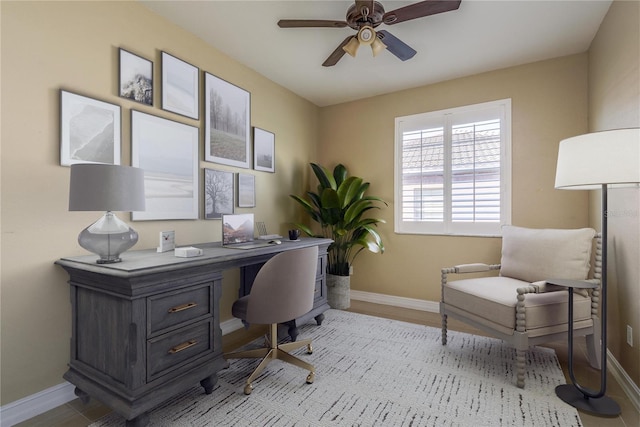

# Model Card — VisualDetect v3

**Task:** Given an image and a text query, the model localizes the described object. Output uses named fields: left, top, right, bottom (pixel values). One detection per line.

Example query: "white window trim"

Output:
left=394, top=99, right=512, bottom=237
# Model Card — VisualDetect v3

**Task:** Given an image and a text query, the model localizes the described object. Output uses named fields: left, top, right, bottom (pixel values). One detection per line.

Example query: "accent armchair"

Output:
left=440, top=226, right=602, bottom=388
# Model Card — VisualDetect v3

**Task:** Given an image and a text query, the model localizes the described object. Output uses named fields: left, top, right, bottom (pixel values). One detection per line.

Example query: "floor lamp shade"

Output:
left=69, top=164, right=146, bottom=264
left=555, top=128, right=640, bottom=189
left=553, top=128, right=639, bottom=416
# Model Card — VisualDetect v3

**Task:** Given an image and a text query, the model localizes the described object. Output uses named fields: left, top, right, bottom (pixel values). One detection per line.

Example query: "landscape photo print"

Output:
left=59, top=90, right=121, bottom=166
left=205, top=72, right=251, bottom=168
left=131, top=110, right=199, bottom=220
left=118, top=48, right=153, bottom=106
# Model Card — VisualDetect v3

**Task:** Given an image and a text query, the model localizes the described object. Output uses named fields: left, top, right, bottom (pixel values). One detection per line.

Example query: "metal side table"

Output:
left=547, top=278, right=621, bottom=417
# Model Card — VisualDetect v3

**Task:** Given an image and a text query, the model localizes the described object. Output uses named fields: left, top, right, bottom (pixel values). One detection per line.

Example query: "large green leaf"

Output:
left=311, top=163, right=336, bottom=190
left=333, top=164, right=348, bottom=188
left=337, top=176, right=363, bottom=209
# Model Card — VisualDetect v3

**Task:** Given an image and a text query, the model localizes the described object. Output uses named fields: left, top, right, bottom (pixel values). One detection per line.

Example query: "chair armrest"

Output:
left=530, top=279, right=599, bottom=296
left=442, top=263, right=501, bottom=274
left=529, top=280, right=565, bottom=293
left=440, top=263, right=501, bottom=296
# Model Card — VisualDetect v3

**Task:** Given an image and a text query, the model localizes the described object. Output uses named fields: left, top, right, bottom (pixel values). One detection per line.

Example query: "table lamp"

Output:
left=69, top=163, right=146, bottom=264
left=554, top=127, right=640, bottom=416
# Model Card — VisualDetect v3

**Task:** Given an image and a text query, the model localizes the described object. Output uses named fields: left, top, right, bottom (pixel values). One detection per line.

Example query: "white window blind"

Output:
left=394, top=99, right=511, bottom=236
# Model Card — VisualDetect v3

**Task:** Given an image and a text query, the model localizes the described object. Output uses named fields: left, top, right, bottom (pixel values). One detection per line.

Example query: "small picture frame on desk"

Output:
left=157, top=231, right=175, bottom=253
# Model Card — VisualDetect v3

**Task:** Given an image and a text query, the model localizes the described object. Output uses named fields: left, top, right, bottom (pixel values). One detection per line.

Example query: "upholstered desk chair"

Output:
left=440, top=226, right=602, bottom=388
left=225, top=246, right=318, bottom=395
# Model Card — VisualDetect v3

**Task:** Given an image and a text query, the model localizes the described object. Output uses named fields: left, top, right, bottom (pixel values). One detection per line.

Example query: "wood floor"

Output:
left=15, top=301, right=639, bottom=427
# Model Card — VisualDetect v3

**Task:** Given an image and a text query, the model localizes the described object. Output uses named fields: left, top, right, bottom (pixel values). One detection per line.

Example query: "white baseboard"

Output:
left=220, top=317, right=244, bottom=335
left=0, top=319, right=243, bottom=426
left=350, top=289, right=440, bottom=313
left=3, top=293, right=638, bottom=425
left=0, top=381, right=76, bottom=427
left=608, top=348, right=640, bottom=413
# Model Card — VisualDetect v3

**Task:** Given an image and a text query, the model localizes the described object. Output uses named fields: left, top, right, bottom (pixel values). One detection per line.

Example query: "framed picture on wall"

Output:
left=204, top=168, right=234, bottom=219
left=60, top=90, right=121, bottom=166
left=118, top=48, right=153, bottom=106
left=204, top=72, right=251, bottom=168
left=237, top=173, right=256, bottom=208
left=131, top=110, right=199, bottom=220
left=161, top=51, right=199, bottom=119
left=253, top=127, right=275, bottom=173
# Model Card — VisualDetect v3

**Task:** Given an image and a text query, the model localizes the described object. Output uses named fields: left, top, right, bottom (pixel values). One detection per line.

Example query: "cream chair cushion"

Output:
left=443, top=277, right=592, bottom=337
left=500, top=226, right=595, bottom=282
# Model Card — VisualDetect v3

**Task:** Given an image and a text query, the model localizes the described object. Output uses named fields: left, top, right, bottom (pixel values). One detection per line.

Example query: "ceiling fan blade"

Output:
left=383, top=0, right=461, bottom=25
left=377, top=30, right=417, bottom=61
left=278, top=19, right=348, bottom=28
left=322, top=36, right=355, bottom=67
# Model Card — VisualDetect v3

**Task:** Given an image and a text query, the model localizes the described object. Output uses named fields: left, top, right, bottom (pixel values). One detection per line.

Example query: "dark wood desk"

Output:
left=55, top=238, right=331, bottom=427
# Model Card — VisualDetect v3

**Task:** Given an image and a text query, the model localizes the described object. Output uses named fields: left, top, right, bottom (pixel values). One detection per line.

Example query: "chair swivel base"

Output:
left=555, top=384, right=621, bottom=417
left=225, top=324, right=315, bottom=395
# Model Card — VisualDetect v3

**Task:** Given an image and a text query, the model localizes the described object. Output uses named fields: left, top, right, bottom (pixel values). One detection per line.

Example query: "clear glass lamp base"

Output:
left=78, top=211, right=139, bottom=264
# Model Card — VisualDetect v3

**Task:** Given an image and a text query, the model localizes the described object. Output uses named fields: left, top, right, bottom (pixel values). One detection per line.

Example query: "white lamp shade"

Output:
left=555, top=128, right=640, bottom=190
left=69, top=163, right=146, bottom=212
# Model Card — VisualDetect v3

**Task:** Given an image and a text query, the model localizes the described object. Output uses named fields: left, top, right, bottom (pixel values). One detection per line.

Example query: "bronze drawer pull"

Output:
left=168, top=302, right=197, bottom=313
left=168, top=339, right=197, bottom=354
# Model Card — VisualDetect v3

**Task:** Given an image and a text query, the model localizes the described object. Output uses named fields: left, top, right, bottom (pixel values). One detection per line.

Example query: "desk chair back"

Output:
left=245, top=246, right=318, bottom=325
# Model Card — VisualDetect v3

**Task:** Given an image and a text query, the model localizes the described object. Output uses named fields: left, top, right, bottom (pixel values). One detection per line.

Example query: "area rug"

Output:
left=91, top=309, right=582, bottom=426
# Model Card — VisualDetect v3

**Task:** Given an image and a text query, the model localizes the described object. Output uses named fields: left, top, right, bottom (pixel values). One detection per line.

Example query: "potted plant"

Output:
left=290, top=163, right=387, bottom=309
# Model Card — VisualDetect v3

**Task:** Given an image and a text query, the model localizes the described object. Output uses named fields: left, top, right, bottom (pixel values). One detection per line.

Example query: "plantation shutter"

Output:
left=395, top=99, right=511, bottom=236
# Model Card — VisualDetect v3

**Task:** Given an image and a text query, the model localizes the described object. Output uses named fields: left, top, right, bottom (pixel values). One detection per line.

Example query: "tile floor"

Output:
left=14, top=301, right=639, bottom=426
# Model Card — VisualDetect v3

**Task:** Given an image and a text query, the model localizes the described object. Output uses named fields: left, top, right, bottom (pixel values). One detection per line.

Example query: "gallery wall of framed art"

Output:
left=59, top=44, right=281, bottom=222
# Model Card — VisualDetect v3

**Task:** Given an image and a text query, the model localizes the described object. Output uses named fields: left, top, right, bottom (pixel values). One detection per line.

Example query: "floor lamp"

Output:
left=554, top=128, right=640, bottom=416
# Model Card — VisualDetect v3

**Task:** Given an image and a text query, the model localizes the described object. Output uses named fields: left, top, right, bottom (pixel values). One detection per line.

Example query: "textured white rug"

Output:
left=92, top=309, right=582, bottom=426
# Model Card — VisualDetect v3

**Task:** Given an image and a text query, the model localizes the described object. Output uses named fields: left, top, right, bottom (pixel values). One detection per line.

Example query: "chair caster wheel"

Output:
left=306, top=372, right=315, bottom=384
left=244, top=384, right=253, bottom=395
left=307, top=344, right=313, bottom=354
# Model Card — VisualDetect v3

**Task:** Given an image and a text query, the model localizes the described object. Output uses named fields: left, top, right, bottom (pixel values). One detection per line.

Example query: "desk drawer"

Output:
left=147, top=319, right=213, bottom=381
left=148, top=285, right=212, bottom=335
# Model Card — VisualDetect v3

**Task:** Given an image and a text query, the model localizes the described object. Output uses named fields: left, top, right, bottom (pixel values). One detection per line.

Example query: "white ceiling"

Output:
left=140, top=0, right=612, bottom=107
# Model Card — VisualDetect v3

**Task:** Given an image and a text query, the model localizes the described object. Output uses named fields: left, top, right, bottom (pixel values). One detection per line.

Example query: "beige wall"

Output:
left=588, top=0, right=640, bottom=386
left=2, top=0, right=638, bottom=410
left=0, top=1, right=318, bottom=404
left=318, top=54, right=590, bottom=301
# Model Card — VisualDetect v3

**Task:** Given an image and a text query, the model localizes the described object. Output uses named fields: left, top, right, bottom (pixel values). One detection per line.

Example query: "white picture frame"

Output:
left=253, top=127, right=275, bottom=173
left=237, top=173, right=256, bottom=208
left=204, top=168, right=234, bottom=219
left=60, top=90, right=121, bottom=166
left=131, top=110, right=199, bottom=220
left=204, top=72, right=251, bottom=168
left=119, top=48, right=153, bottom=106
left=161, top=51, right=199, bottom=119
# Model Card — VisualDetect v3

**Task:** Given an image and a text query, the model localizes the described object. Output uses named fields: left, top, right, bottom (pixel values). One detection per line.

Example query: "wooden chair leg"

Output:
left=441, top=313, right=448, bottom=345
left=516, top=348, right=526, bottom=388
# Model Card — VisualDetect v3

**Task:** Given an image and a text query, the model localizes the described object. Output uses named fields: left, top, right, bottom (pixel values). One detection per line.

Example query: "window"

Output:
left=394, top=99, right=511, bottom=236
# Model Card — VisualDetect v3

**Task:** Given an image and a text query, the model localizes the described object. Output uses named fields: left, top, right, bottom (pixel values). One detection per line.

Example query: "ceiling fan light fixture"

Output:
left=357, top=26, right=376, bottom=45
left=371, top=37, right=387, bottom=57
left=342, top=36, right=360, bottom=57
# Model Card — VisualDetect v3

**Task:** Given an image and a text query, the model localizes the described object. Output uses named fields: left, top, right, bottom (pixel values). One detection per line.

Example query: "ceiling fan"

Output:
left=277, top=0, right=462, bottom=67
